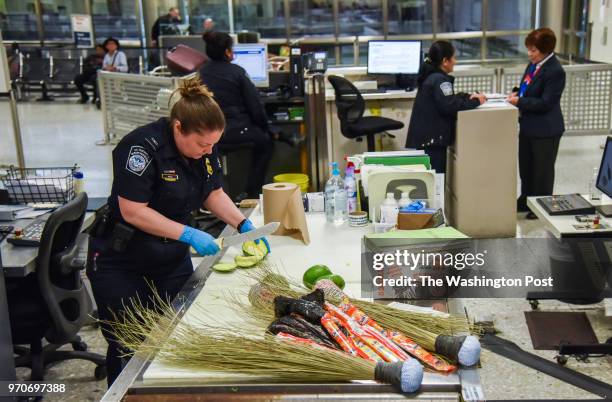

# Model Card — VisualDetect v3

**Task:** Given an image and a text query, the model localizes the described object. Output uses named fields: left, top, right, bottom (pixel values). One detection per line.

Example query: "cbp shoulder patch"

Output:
left=125, top=145, right=152, bottom=176
left=440, top=82, right=453, bottom=96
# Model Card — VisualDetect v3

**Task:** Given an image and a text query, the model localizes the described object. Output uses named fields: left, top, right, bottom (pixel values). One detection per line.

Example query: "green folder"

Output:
left=364, top=155, right=431, bottom=169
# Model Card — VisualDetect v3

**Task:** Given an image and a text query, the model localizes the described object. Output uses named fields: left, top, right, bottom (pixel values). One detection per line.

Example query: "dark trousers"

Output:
left=221, top=125, right=273, bottom=197
left=86, top=246, right=193, bottom=387
left=421, top=145, right=448, bottom=174
left=517, top=135, right=561, bottom=211
left=74, top=67, right=98, bottom=100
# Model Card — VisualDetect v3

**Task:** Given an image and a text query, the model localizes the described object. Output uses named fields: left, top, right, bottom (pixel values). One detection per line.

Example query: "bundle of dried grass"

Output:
left=106, top=293, right=424, bottom=393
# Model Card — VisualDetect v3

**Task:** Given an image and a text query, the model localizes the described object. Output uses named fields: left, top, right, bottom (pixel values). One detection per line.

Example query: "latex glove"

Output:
left=239, top=219, right=271, bottom=253
left=179, top=226, right=220, bottom=256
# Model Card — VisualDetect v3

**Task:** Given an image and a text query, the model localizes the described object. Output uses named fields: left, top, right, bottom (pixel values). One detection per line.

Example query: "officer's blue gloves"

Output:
left=239, top=219, right=271, bottom=253
left=179, top=226, right=220, bottom=256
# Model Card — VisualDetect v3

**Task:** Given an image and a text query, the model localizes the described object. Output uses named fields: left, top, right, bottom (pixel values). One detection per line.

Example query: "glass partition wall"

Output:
left=1, top=0, right=536, bottom=64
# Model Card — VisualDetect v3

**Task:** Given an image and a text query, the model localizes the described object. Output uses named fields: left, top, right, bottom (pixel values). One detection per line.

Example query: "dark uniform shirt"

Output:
left=102, top=117, right=223, bottom=267
left=406, top=70, right=480, bottom=148
left=199, top=60, right=268, bottom=132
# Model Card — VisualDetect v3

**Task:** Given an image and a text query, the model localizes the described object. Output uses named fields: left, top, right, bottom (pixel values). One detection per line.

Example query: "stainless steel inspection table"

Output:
left=102, top=209, right=483, bottom=402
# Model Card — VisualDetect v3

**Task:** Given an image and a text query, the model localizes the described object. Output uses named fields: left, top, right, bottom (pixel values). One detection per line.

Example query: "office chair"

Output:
left=328, top=75, right=404, bottom=152
left=7, top=193, right=107, bottom=381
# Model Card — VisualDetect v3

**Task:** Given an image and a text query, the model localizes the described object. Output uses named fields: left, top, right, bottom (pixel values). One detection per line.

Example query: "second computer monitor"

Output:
left=367, top=40, right=422, bottom=75
left=232, top=43, right=269, bottom=88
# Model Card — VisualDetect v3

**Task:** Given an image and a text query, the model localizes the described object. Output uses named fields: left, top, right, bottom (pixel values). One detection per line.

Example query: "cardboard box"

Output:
left=397, top=209, right=444, bottom=230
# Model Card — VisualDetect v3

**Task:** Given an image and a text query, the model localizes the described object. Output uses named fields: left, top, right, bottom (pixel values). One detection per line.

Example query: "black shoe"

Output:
left=77, top=97, right=89, bottom=104
left=517, top=199, right=529, bottom=212
left=526, top=212, right=538, bottom=220
left=91, top=98, right=97, bottom=104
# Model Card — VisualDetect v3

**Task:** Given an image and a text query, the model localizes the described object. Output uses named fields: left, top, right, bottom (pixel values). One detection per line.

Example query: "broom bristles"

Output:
left=104, top=291, right=379, bottom=384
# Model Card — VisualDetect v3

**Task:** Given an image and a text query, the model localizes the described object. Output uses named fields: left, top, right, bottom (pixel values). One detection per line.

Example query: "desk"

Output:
left=527, top=195, right=612, bottom=315
left=527, top=195, right=612, bottom=239
left=0, top=213, right=95, bottom=278
left=103, top=210, right=482, bottom=401
left=325, top=89, right=415, bottom=168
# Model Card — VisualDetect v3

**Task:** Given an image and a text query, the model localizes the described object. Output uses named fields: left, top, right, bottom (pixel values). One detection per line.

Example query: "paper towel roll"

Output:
left=262, top=182, right=310, bottom=245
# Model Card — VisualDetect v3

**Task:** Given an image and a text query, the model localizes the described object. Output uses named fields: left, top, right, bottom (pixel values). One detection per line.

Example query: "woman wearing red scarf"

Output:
left=507, top=28, right=565, bottom=220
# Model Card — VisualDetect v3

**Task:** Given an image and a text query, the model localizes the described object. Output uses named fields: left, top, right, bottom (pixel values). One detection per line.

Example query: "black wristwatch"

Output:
left=237, top=218, right=248, bottom=233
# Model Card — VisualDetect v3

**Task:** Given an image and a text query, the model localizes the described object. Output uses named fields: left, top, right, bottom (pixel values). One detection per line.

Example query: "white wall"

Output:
left=590, top=0, right=612, bottom=63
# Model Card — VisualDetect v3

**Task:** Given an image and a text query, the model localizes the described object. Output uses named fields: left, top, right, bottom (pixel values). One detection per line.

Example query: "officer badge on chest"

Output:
left=205, top=158, right=213, bottom=175
left=162, top=170, right=179, bottom=182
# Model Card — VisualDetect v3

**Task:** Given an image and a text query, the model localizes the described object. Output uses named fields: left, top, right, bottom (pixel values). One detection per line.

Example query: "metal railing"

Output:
left=97, top=71, right=196, bottom=144
left=501, top=64, right=612, bottom=135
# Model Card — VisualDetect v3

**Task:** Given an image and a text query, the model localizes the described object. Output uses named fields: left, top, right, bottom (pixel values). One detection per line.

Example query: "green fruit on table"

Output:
left=242, top=240, right=268, bottom=258
left=212, top=263, right=238, bottom=273
left=302, top=264, right=332, bottom=289
left=235, top=255, right=262, bottom=268
left=316, top=274, right=346, bottom=290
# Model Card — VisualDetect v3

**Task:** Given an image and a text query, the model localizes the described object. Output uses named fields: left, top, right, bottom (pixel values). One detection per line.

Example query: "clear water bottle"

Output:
left=325, top=162, right=348, bottom=224
left=345, top=166, right=357, bottom=213
left=590, top=167, right=602, bottom=201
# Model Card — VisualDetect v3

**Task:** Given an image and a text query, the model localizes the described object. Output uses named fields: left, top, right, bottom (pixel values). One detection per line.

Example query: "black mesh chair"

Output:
left=18, top=55, right=52, bottom=100
left=50, top=57, right=81, bottom=85
left=328, top=75, right=405, bottom=151
left=7, top=193, right=106, bottom=381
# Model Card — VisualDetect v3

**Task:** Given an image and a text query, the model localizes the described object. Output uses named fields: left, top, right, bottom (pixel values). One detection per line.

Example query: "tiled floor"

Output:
left=1, top=99, right=611, bottom=400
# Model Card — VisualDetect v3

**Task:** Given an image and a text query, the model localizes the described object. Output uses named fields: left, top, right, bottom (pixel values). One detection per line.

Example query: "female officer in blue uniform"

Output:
left=87, top=78, right=269, bottom=386
left=405, top=41, right=486, bottom=173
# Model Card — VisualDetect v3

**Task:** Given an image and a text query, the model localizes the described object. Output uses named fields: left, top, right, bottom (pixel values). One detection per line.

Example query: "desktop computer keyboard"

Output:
left=7, top=219, right=46, bottom=247
left=536, top=194, right=596, bottom=216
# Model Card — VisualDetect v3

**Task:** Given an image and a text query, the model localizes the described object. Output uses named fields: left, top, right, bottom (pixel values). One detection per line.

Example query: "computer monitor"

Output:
left=596, top=136, right=612, bottom=216
left=367, top=40, right=422, bottom=75
left=232, top=43, right=269, bottom=88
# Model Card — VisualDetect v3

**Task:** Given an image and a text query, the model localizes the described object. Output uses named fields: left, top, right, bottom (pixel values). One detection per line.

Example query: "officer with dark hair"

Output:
left=405, top=40, right=486, bottom=173
left=199, top=31, right=273, bottom=199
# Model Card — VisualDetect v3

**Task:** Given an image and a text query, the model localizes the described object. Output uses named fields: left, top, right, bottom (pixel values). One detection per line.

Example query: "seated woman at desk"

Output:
left=405, top=41, right=486, bottom=173
left=199, top=32, right=273, bottom=200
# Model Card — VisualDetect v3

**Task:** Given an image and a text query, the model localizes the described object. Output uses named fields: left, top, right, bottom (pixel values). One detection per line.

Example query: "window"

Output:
left=92, top=0, right=140, bottom=42
left=387, top=0, right=433, bottom=35
left=438, top=0, right=482, bottom=33
left=233, top=0, right=286, bottom=38
left=189, top=0, right=229, bottom=34
left=0, top=2, right=39, bottom=41
left=487, top=34, right=527, bottom=59
left=290, top=0, right=334, bottom=38
left=40, top=0, right=87, bottom=41
left=448, top=38, right=481, bottom=60
left=487, top=0, right=532, bottom=31
left=338, top=0, right=383, bottom=36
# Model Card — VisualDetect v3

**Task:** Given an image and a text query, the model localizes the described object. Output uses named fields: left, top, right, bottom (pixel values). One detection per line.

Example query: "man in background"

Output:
left=152, top=7, right=181, bottom=47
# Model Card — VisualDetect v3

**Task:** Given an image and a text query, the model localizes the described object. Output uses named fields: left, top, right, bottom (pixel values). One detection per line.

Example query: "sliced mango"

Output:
left=242, top=240, right=269, bottom=258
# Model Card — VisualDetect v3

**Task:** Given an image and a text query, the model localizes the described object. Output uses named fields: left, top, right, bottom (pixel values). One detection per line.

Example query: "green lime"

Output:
left=212, top=262, right=237, bottom=273
left=235, top=255, right=262, bottom=268
left=316, top=274, right=346, bottom=290
left=302, top=264, right=332, bottom=289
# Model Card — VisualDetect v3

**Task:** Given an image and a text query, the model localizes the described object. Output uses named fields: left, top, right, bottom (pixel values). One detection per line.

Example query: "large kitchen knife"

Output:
left=215, top=222, right=279, bottom=250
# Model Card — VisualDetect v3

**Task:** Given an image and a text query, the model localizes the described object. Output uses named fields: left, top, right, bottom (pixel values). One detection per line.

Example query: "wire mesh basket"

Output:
left=0, top=166, right=77, bottom=204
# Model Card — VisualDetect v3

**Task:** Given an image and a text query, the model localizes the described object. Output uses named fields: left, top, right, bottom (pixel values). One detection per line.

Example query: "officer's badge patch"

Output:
left=126, top=146, right=152, bottom=176
left=205, top=158, right=213, bottom=175
left=440, top=82, right=453, bottom=96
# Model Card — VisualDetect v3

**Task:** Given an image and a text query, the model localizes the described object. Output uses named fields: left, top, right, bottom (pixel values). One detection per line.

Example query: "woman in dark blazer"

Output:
left=507, top=28, right=565, bottom=219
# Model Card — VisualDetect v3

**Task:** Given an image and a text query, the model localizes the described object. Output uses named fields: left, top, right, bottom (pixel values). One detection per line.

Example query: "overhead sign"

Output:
left=71, top=14, right=94, bottom=48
